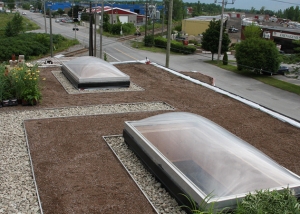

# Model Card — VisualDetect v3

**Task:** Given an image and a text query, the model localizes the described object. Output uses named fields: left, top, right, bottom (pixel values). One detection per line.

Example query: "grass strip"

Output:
left=207, top=60, right=300, bottom=96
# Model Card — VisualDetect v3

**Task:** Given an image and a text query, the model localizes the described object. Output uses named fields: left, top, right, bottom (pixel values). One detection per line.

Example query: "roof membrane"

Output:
left=124, top=112, right=300, bottom=209
left=61, top=56, right=130, bottom=88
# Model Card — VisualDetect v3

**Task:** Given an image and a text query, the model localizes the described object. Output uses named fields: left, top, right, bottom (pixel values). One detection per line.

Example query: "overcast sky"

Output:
left=184, top=0, right=300, bottom=12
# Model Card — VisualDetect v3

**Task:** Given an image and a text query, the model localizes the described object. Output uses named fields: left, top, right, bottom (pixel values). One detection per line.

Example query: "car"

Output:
left=55, top=19, right=61, bottom=23
left=277, top=65, right=289, bottom=75
left=228, top=27, right=238, bottom=33
left=22, top=12, right=26, bottom=15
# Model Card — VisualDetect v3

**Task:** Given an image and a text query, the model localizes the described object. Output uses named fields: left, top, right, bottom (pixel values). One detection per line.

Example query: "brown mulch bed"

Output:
left=20, top=63, right=300, bottom=213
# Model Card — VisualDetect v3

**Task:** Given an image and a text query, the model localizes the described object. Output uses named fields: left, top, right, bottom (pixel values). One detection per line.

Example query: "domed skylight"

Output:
left=123, top=112, right=300, bottom=210
left=62, top=56, right=130, bottom=89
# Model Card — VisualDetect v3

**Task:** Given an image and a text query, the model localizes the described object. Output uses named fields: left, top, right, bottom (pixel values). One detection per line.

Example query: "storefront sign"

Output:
left=273, top=32, right=300, bottom=40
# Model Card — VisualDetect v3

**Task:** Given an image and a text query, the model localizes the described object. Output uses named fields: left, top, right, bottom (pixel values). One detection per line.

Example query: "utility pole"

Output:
left=165, top=0, right=173, bottom=68
left=94, top=2, right=97, bottom=56
left=89, top=1, right=93, bottom=56
left=100, top=0, right=104, bottom=59
left=216, top=0, right=235, bottom=64
left=43, top=0, right=47, bottom=33
left=49, top=5, right=53, bottom=57
left=161, top=0, right=165, bottom=36
left=145, top=1, right=148, bottom=37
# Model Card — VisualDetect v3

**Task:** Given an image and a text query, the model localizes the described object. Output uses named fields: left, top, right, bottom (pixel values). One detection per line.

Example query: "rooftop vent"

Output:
left=61, top=56, right=130, bottom=89
left=123, top=112, right=300, bottom=211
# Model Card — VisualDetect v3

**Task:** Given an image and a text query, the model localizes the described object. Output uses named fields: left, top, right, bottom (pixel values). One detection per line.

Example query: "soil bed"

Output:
left=20, top=63, right=300, bottom=213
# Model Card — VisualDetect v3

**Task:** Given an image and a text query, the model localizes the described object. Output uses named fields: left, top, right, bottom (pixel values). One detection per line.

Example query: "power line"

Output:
left=270, top=0, right=300, bottom=6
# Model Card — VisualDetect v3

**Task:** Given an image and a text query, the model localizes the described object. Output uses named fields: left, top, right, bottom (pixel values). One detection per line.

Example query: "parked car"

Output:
left=228, top=27, right=238, bottom=33
left=262, top=65, right=289, bottom=75
left=22, top=12, right=26, bottom=15
left=277, top=65, right=289, bottom=75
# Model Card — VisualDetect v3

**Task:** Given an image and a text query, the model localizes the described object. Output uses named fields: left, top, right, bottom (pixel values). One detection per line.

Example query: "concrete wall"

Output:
left=182, top=19, right=210, bottom=36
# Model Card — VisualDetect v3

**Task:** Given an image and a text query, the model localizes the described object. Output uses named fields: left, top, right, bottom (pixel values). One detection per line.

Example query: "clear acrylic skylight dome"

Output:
left=61, top=56, right=130, bottom=88
left=123, top=112, right=300, bottom=210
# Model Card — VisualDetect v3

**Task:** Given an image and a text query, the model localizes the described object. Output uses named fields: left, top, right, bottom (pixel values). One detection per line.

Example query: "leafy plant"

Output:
left=179, top=193, right=230, bottom=214
left=223, top=52, right=228, bottom=65
left=235, top=187, right=300, bottom=214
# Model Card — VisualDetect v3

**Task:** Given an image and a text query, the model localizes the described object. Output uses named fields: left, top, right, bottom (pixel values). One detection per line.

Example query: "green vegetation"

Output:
left=207, top=60, right=300, bottom=95
left=236, top=188, right=300, bottom=214
left=0, top=63, right=44, bottom=104
left=0, top=13, right=40, bottom=37
left=201, top=19, right=230, bottom=61
left=0, top=33, right=79, bottom=62
left=181, top=187, right=300, bottom=214
left=242, top=24, right=262, bottom=39
left=235, top=38, right=281, bottom=73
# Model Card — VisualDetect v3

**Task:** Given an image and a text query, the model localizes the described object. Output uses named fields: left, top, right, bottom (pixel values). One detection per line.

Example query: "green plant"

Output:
left=9, top=64, right=27, bottom=99
left=235, top=187, right=300, bottom=214
left=104, top=52, right=107, bottom=61
left=179, top=193, right=230, bottom=214
left=19, top=64, right=43, bottom=104
left=0, top=64, right=8, bottom=101
left=223, top=52, right=228, bottom=65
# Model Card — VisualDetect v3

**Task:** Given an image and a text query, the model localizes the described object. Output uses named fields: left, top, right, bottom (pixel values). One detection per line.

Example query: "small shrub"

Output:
left=144, top=35, right=154, bottom=47
left=236, top=187, right=300, bottom=214
left=223, top=52, right=228, bottom=65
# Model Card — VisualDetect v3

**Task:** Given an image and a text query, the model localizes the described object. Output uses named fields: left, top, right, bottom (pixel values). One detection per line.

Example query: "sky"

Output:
left=183, top=0, right=300, bottom=12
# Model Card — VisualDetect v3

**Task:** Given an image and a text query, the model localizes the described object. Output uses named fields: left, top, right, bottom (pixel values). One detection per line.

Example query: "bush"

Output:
left=111, top=23, right=122, bottom=35
left=223, top=52, right=228, bottom=65
left=144, top=35, right=154, bottom=47
left=153, top=36, right=196, bottom=54
left=121, top=23, right=135, bottom=35
left=0, top=33, right=75, bottom=62
left=236, top=188, right=300, bottom=214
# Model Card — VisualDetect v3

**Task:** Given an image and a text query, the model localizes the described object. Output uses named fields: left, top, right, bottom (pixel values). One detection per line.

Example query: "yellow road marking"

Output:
left=113, top=47, right=138, bottom=60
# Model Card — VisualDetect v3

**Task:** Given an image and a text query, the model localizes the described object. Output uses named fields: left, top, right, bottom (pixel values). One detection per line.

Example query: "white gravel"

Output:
left=52, top=70, right=144, bottom=94
left=104, top=136, right=186, bottom=214
left=0, top=102, right=174, bottom=213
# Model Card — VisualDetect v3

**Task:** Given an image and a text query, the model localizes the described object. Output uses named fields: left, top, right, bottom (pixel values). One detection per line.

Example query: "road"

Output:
left=23, top=10, right=300, bottom=121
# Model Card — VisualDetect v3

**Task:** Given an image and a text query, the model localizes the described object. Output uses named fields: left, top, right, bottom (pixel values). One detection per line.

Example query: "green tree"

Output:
left=201, top=19, right=231, bottom=60
left=22, top=3, right=31, bottom=10
left=235, top=38, right=281, bottom=73
left=57, top=8, right=65, bottom=16
left=5, top=13, right=23, bottom=37
left=259, top=6, right=265, bottom=14
left=293, top=40, right=300, bottom=54
left=7, top=0, right=15, bottom=10
left=243, top=24, right=262, bottom=39
left=250, top=7, right=256, bottom=14
left=222, top=51, right=228, bottom=65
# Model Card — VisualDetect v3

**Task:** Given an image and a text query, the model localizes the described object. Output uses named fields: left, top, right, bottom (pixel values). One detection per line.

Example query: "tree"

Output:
left=259, top=6, right=265, bottom=14
left=7, top=0, right=15, bottom=10
left=235, top=38, right=281, bottom=73
left=250, top=7, right=256, bottom=14
left=223, top=51, right=228, bottom=65
left=201, top=19, right=231, bottom=60
left=243, top=24, right=262, bottom=39
left=57, top=8, right=65, bottom=16
left=5, top=13, right=23, bottom=37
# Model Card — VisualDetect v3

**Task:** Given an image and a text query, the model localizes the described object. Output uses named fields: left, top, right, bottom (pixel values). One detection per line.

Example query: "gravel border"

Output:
left=0, top=102, right=174, bottom=213
left=104, top=135, right=186, bottom=214
left=51, top=70, right=145, bottom=94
